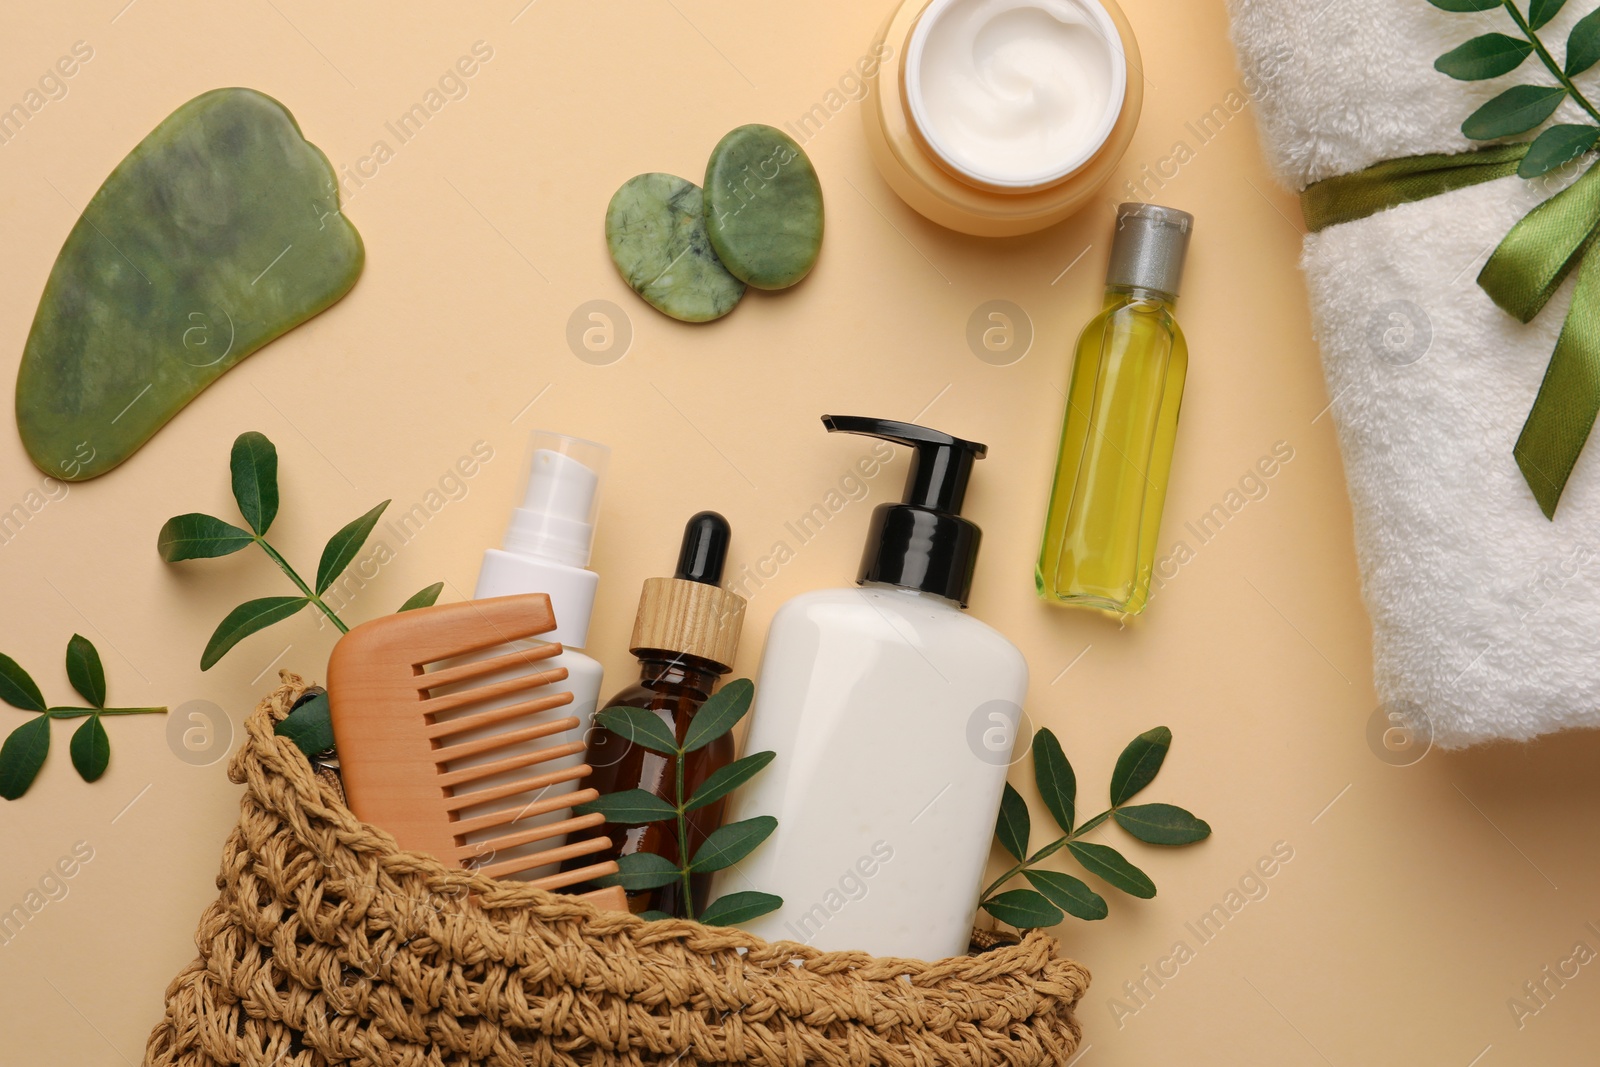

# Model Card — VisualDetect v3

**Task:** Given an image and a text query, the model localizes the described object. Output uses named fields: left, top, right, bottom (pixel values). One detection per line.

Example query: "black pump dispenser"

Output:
left=822, top=415, right=988, bottom=607
left=673, top=511, right=731, bottom=585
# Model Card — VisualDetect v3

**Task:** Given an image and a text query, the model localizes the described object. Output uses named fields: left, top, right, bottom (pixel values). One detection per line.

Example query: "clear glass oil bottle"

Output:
left=1037, top=204, right=1193, bottom=615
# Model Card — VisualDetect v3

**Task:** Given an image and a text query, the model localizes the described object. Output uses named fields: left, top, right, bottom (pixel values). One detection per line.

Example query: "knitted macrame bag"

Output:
left=143, top=675, right=1090, bottom=1067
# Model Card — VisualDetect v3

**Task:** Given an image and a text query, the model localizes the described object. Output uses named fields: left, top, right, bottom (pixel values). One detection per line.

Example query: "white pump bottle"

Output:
left=711, top=416, right=1028, bottom=959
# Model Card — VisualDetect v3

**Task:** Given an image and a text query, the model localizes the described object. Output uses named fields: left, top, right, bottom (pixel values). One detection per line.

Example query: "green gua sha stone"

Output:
left=606, top=173, right=745, bottom=323
left=15, top=88, right=363, bottom=482
left=704, top=124, right=823, bottom=290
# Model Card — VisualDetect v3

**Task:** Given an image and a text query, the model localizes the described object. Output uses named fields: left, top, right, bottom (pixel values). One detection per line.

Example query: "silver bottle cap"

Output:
left=1106, top=203, right=1193, bottom=299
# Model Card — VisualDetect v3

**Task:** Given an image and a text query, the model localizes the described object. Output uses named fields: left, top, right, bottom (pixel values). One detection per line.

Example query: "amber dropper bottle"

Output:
left=564, top=511, right=747, bottom=917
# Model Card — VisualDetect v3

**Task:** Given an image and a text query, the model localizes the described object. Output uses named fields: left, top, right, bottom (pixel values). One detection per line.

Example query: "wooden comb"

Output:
left=326, top=593, right=623, bottom=906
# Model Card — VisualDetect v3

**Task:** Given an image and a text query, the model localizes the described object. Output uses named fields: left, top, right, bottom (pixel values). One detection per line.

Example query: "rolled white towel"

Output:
left=1229, top=0, right=1600, bottom=747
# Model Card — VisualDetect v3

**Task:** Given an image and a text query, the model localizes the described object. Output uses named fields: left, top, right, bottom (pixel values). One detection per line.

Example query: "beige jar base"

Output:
left=863, top=0, right=1143, bottom=237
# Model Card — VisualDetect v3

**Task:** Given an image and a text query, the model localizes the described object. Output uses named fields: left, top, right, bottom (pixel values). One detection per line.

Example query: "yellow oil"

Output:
left=1037, top=287, right=1187, bottom=615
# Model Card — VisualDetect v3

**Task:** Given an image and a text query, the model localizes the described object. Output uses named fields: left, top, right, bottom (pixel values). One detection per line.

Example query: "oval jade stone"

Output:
left=606, top=173, right=745, bottom=323
left=704, top=124, right=823, bottom=290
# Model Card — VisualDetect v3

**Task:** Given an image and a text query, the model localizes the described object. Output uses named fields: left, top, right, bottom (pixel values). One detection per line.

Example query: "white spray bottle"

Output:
left=442, top=431, right=610, bottom=879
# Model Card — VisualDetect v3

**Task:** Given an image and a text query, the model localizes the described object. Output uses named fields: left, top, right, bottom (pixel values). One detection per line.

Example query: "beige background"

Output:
left=2, top=1, right=1597, bottom=1063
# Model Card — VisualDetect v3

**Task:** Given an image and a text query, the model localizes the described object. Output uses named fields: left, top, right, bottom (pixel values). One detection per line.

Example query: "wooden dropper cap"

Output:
left=629, top=512, right=746, bottom=673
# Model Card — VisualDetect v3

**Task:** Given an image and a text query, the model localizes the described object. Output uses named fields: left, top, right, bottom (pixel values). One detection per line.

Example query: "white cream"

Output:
left=906, top=0, right=1126, bottom=188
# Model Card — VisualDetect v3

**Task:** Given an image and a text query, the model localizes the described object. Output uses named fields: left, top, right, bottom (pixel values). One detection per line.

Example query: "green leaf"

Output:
left=1520, top=123, right=1600, bottom=176
left=315, top=501, right=389, bottom=595
left=65, top=634, right=106, bottom=708
left=274, top=692, right=335, bottom=756
left=1434, top=33, right=1534, bottom=80
left=69, top=714, right=109, bottom=782
left=681, top=678, right=754, bottom=753
left=201, top=596, right=309, bottom=670
left=397, top=582, right=444, bottom=613
left=1031, top=728, right=1076, bottom=834
left=1068, top=841, right=1157, bottom=898
left=697, top=890, right=783, bottom=926
left=0, top=653, right=46, bottom=712
left=1115, top=803, right=1213, bottom=846
left=594, top=705, right=680, bottom=755
left=1568, top=8, right=1600, bottom=74
left=1425, top=0, right=1506, bottom=9
left=0, top=716, right=50, bottom=799
left=982, top=889, right=1063, bottom=929
left=637, top=910, right=674, bottom=921
left=1461, top=85, right=1568, bottom=140
left=1024, top=869, right=1108, bottom=921
left=1111, top=726, right=1171, bottom=806
left=996, top=782, right=1031, bottom=862
left=156, top=513, right=254, bottom=562
left=1529, top=0, right=1568, bottom=30
left=592, top=850, right=681, bottom=890
left=574, top=788, right=677, bottom=825
left=690, top=815, right=777, bottom=872
left=230, top=431, right=279, bottom=535
left=686, top=750, right=775, bottom=812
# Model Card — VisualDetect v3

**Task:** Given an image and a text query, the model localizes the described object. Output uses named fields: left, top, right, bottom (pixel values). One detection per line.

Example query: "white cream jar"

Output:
left=908, top=0, right=1126, bottom=188
left=863, top=0, right=1140, bottom=235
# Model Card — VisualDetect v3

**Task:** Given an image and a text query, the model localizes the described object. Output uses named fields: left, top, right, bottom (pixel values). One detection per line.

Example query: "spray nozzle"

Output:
left=822, top=415, right=988, bottom=607
left=502, top=431, right=610, bottom=568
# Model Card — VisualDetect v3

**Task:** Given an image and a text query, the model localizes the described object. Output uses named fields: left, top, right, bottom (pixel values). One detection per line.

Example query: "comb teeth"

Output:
left=434, top=713, right=581, bottom=764
left=421, top=641, right=565, bottom=692
left=475, top=832, right=616, bottom=883
left=426, top=690, right=574, bottom=741
left=543, top=861, right=626, bottom=893
left=326, top=593, right=621, bottom=895
left=453, top=810, right=607, bottom=864
left=441, top=763, right=587, bottom=813
left=420, top=663, right=571, bottom=717
left=436, top=740, right=588, bottom=789
left=448, top=787, right=600, bottom=838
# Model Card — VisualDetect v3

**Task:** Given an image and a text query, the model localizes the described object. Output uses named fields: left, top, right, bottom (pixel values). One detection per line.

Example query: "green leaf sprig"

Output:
left=979, top=726, right=1211, bottom=930
left=574, top=679, right=783, bottom=926
left=0, top=635, right=167, bottom=800
left=158, top=432, right=443, bottom=670
left=1431, top=0, right=1600, bottom=176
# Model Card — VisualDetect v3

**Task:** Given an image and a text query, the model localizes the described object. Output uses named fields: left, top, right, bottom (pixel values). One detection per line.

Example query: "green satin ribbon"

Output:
left=1302, top=142, right=1600, bottom=519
